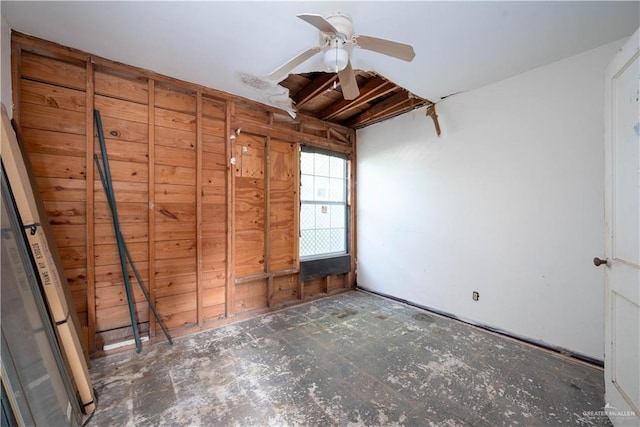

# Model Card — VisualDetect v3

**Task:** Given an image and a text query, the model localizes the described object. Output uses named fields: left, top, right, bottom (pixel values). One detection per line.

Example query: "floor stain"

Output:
left=412, top=313, right=435, bottom=323
left=333, top=308, right=358, bottom=319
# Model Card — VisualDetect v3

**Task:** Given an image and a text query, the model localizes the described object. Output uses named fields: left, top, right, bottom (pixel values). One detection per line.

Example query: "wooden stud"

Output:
left=225, top=101, right=235, bottom=318
left=11, top=36, right=22, bottom=122
left=294, top=143, right=303, bottom=300
left=232, top=120, right=352, bottom=155
left=264, top=113, right=274, bottom=307
left=349, top=133, right=357, bottom=288
left=147, top=79, right=157, bottom=338
left=196, top=92, right=203, bottom=326
left=85, top=59, right=96, bottom=354
left=264, top=133, right=272, bottom=307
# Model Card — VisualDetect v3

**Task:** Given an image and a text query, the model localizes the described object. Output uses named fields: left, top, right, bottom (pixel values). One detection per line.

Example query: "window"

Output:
left=300, top=148, right=348, bottom=260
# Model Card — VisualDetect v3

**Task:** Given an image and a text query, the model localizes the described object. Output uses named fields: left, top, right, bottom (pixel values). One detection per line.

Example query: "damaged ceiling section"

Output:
left=278, top=70, right=436, bottom=130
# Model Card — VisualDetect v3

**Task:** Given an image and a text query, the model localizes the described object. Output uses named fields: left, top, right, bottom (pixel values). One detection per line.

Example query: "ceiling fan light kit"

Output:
left=324, top=40, right=349, bottom=73
left=268, top=12, right=415, bottom=101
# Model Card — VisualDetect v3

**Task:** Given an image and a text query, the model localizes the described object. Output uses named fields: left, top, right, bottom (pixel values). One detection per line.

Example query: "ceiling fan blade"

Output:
left=297, top=13, right=338, bottom=34
left=354, top=35, right=415, bottom=62
left=338, top=60, right=359, bottom=100
left=268, top=46, right=322, bottom=81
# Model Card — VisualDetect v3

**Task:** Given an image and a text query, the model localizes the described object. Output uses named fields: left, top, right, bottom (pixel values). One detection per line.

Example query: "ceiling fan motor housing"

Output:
left=320, top=12, right=355, bottom=45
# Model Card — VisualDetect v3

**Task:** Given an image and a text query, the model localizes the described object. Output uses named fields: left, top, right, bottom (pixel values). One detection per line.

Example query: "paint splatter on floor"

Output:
left=89, top=291, right=611, bottom=426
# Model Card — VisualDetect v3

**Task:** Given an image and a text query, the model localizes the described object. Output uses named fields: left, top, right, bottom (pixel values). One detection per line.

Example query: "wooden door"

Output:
left=603, top=28, right=640, bottom=426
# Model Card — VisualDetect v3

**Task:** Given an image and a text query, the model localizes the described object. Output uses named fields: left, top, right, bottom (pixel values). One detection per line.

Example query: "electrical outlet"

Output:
left=472, top=291, right=479, bottom=301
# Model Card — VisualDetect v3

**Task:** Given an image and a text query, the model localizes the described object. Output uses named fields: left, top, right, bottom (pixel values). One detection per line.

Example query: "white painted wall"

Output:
left=357, top=39, right=625, bottom=360
left=1, top=14, right=12, bottom=115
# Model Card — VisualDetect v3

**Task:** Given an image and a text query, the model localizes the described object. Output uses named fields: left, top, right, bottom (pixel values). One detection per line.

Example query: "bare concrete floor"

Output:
left=89, top=291, right=610, bottom=426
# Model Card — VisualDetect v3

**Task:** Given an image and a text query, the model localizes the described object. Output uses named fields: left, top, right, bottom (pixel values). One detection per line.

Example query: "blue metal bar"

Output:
left=94, top=110, right=142, bottom=353
left=94, top=155, right=173, bottom=345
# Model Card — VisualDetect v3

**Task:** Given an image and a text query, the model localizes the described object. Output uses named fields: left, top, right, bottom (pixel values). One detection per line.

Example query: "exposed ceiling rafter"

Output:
left=279, top=71, right=435, bottom=131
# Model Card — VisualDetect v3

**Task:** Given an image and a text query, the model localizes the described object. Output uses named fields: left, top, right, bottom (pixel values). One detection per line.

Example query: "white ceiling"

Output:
left=2, top=1, right=638, bottom=111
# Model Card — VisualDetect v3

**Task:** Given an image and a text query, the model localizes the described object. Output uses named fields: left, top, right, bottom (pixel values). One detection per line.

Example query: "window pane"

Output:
left=331, top=228, right=346, bottom=253
left=315, top=154, right=330, bottom=177
left=329, top=178, right=345, bottom=202
left=330, top=205, right=345, bottom=229
left=300, top=230, right=315, bottom=257
left=301, top=174, right=314, bottom=201
left=301, top=152, right=314, bottom=174
left=316, top=229, right=331, bottom=254
left=315, top=204, right=330, bottom=229
left=330, top=156, right=345, bottom=179
left=300, top=204, right=315, bottom=230
left=314, top=176, right=330, bottom=201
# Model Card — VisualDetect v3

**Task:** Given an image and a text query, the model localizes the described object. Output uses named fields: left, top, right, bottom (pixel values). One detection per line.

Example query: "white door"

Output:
left=603, top=28, right=640, bottom=426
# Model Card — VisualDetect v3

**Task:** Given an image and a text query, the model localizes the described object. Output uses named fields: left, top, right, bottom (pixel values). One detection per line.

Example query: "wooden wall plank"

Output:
left=155, top=273, right=197, bottom=299
left=202, top=268, right=225, bottom=289
left=156, top=309, right=196, bottom=331
left=96, top=138, right=147, bottom=163
left=155, top=107, right=196, bottom=132
left=155, top=184, right=195, bottom=203
left=272, top=274, right=299, bottom=304
left=94, top=202, right=147, bottom=224
left=95, top=69, right=148, bottom=104
left=154, top=239, right=196, bottom=260
left=96, top=302, right=149, bottom=331
left=155, top=126, right=196, bottom=150
left=155, top=293, right=197, bottom=319
left=235, top=280, right=268, bottom=313
left=44, top=200, right=88, bottom=225
left=95, top=95, right=148, bottom=124
left=29, top=152, right=86, bottom=180
left=155, top=145, right=195, bottom=168
left=21, top=79, right=85, bottom=112
left=21, top=103, right=85, bottom=134
left=202, top=286, right=225, bottom=307
left=202, top=132, right=225, bottom=154
left=37, top=177, right=86, bottom=201
left=304, top=277, right=325, bottom=296
left=94, top=180, right=147, bottom=203
left=155, top=165, right=196, bottom=186
left=100, top=116, right=148, bottom=144
left=155, top=85, right=196, bottom=114
left=95, top=242, right=147, bottom=266
left=21, top=51, right=85, bottom=90
left=21, top=128, right=85, bottom=158
left=202, top=97, right=225, bottom=119
left=155, top=257, right=196, bottom=279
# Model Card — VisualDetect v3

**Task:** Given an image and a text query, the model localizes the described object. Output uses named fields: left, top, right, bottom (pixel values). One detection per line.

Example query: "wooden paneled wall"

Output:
left=11, top=32, right=357, bottom=356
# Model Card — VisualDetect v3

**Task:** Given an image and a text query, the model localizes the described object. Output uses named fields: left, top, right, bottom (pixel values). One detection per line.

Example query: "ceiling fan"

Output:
left=268, top=12, right=416, bottom=101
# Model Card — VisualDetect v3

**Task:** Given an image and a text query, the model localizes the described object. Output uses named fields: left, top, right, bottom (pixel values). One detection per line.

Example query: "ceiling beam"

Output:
left=345, top=90, right=412, bottom=128
left=293, top=73, right=338, bottom=108
left=319, top=76, right=396, bottom=120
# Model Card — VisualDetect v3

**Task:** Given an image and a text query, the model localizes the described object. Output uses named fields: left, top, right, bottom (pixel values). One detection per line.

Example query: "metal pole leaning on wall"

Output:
left=93, top=154, right=173, bottom=345
left=94, top=110, right=142, bottom=353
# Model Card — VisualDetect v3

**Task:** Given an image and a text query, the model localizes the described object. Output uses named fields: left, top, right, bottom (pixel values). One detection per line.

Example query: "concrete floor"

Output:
left=89, top=291, right=610, bottom=426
